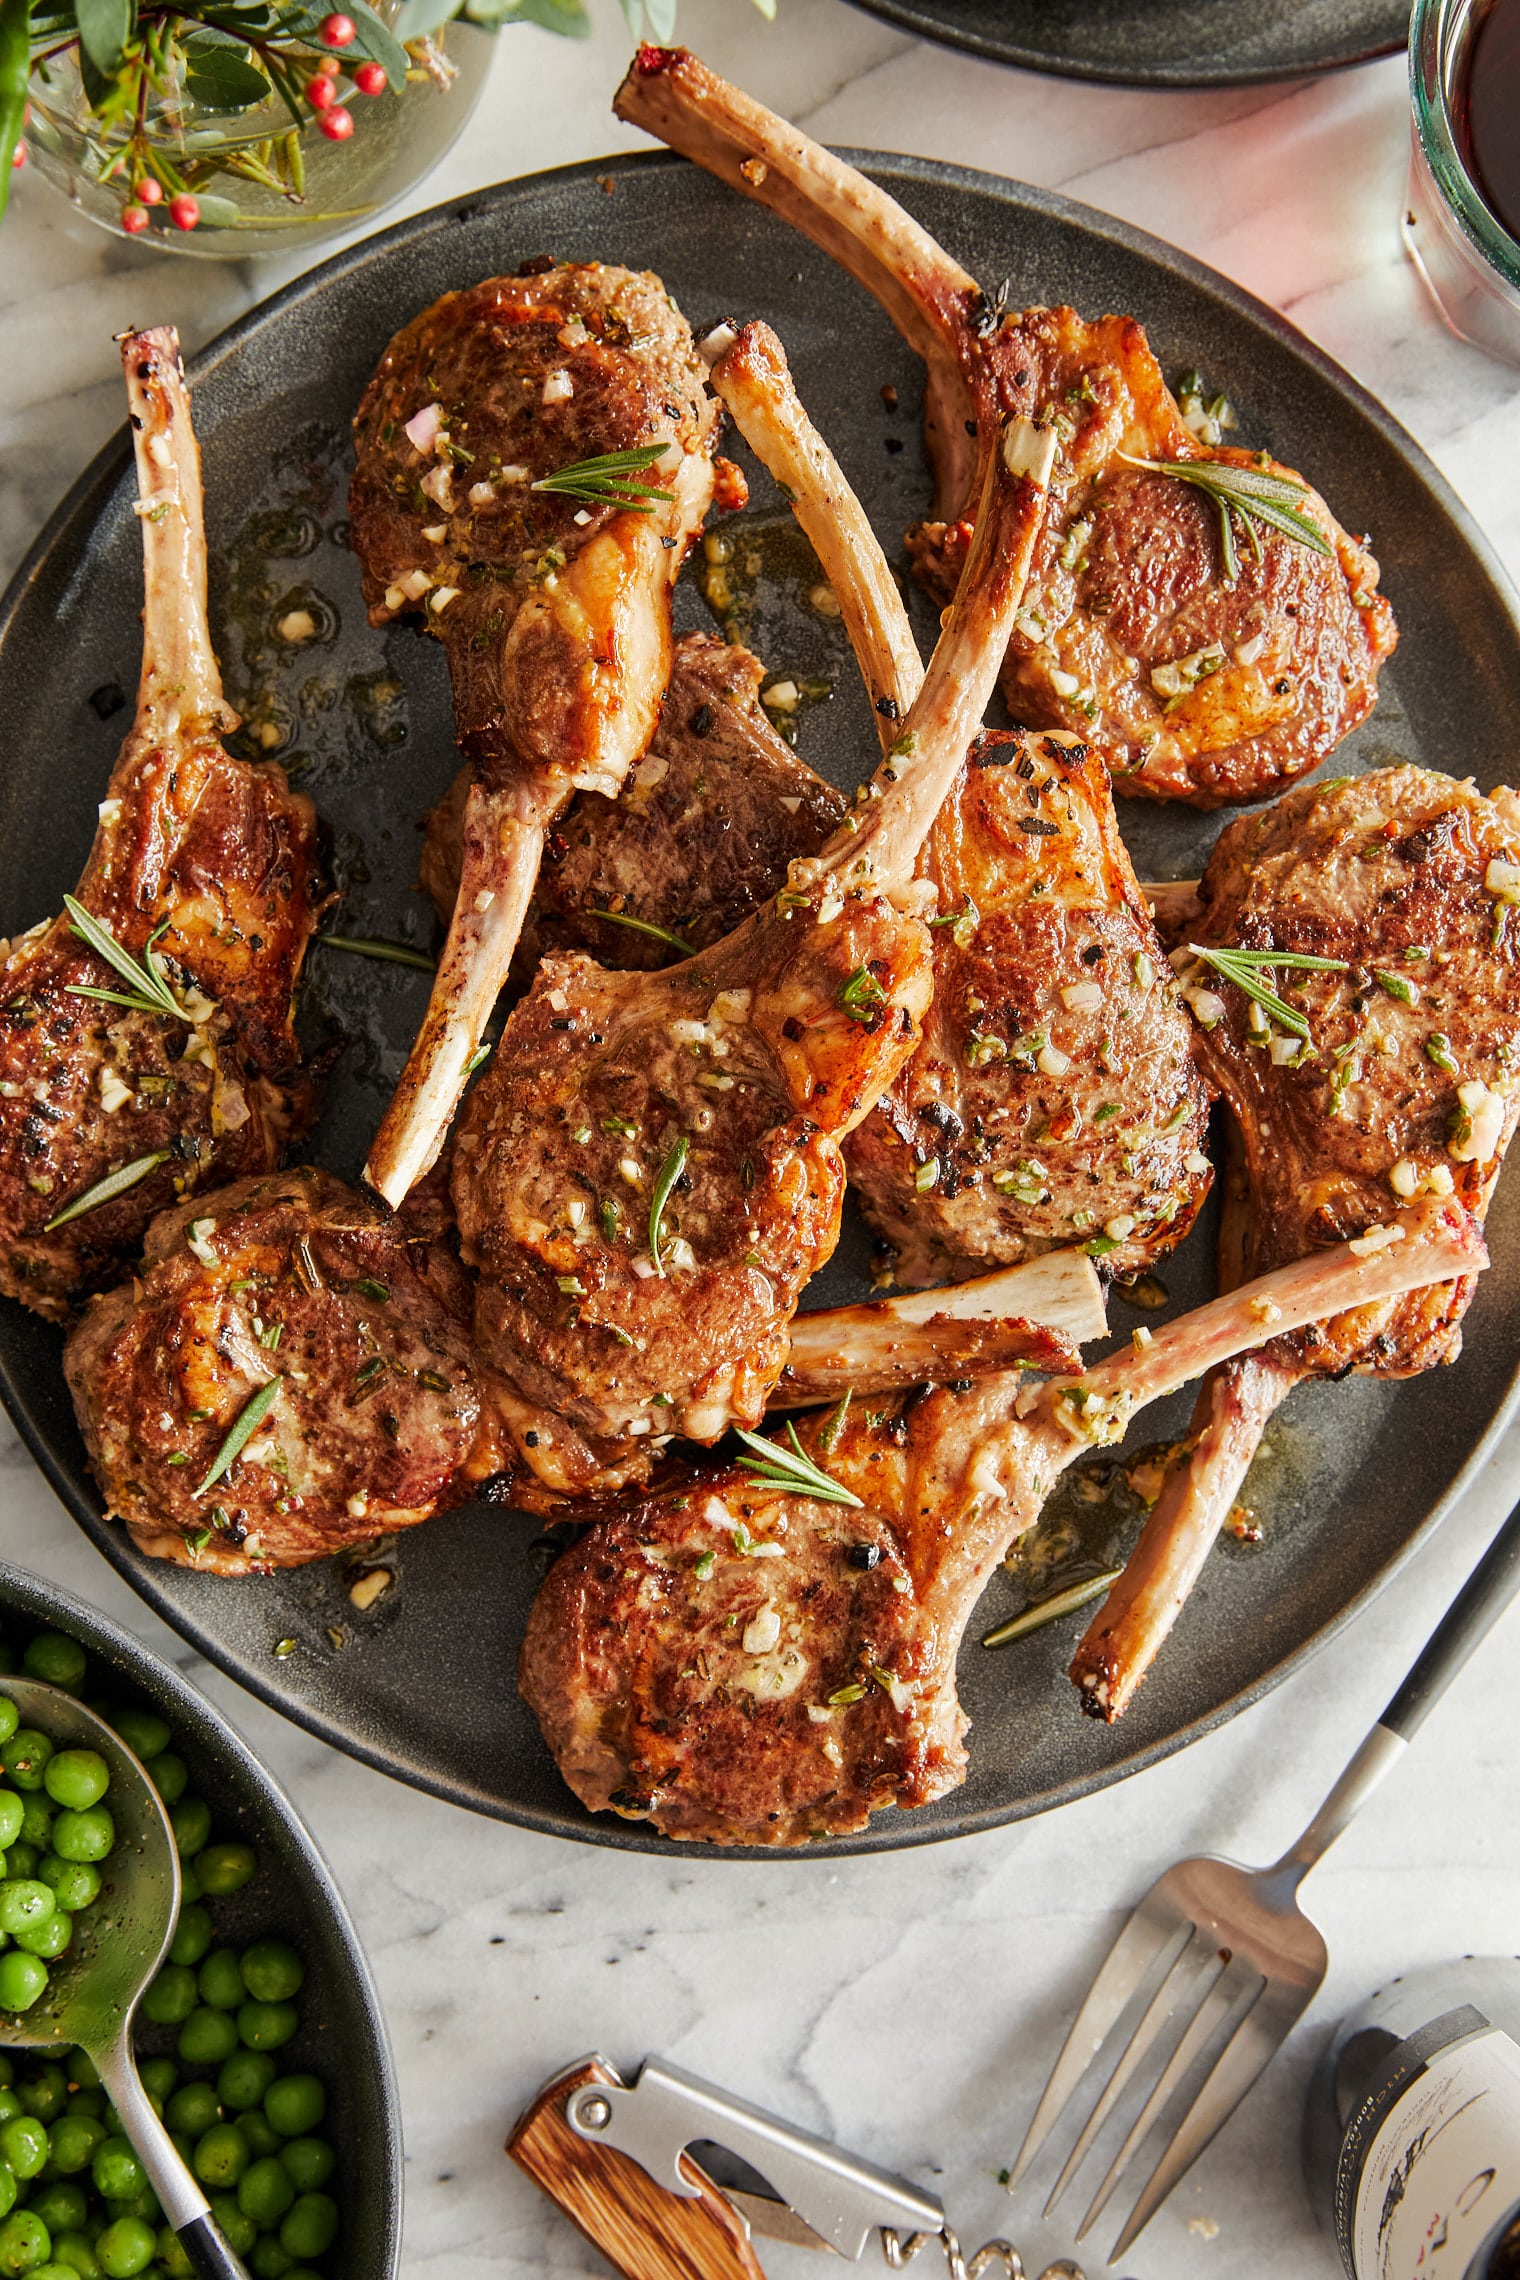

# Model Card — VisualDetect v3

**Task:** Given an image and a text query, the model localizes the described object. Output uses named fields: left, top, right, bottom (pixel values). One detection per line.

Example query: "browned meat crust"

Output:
left=64, top=1167, right=482, bottom=1573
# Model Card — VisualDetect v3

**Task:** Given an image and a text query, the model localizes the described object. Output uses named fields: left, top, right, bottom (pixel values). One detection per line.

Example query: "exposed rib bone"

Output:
left=708, top=320, right=923, bottom=744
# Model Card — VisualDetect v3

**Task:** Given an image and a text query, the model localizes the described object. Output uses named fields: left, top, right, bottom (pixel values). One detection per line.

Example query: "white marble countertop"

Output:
left=5, top=8, right=1520, bottom=2277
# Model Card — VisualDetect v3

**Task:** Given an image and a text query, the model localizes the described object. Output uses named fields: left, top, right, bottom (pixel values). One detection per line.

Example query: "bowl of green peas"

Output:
left=0, top=1561, right=400, bottom=2280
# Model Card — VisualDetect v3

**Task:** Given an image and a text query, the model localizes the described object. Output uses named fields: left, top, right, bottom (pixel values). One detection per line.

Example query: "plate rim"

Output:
left=4, top=143, right=1520, bottom=1858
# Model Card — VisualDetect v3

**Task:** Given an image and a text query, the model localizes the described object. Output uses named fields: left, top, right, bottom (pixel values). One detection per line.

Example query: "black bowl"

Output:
left=0, top=1558, right=402, bottom=2280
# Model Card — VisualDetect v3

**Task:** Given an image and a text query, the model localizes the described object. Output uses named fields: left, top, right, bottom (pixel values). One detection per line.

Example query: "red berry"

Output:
left=317, top=52, right=341, bottom=72
left=168, top=194, right=199, bottom=230
left=135, top=176, right=163, bottom=205
left=318, top=105, right=354, bottom=140
left=11, top=144, right=25, bottom=169
left=319, top=11, right=356, bottom=44
left=121, top=203, right=150, bottom=233
left=305, top=73, right=336, bottom=109
left=353, top=61, right=387, bottom=95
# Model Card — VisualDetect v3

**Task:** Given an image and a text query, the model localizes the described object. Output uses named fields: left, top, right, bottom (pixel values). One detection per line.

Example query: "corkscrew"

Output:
left=508, top=2052, right=1096, bottom=2280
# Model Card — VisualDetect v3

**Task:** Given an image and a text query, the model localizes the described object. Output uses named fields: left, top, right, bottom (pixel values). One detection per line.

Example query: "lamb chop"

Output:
left=616, top=47, right=1398, bottom=810
left=0, top=328, right=322, bottom=1324
left=64, top=1164, right=484, bottom=1574
left=451, top=401, right=1061, bottom=1446
left=521, top=1199, right=1483, bottom=1844
left=710, top=320, right=1213, bottom=1288
left=417, top=632, right=845, bottom=978
left=1070, top=765, right=1520, bottom=1720
left=349, top=264, right=719, bottom=1205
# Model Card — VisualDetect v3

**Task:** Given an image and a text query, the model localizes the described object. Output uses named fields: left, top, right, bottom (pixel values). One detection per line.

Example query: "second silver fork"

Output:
left=1008, top=1488, right=1520, bottom=2265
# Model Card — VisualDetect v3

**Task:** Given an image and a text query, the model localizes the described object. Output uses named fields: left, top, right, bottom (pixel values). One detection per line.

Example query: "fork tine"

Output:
left=1043, top=1926, right=1218, bottom=2218
left=1108, top=1978, right=1301, bottom=2263
left=1074, top=1955, right=1257, bottom=2243
left=1008, top=1897, right=1190, bottom=2190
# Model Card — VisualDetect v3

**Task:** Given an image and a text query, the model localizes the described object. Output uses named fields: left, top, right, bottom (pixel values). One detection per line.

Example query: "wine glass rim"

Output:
left=1409, top=0, right=1520, bottom=290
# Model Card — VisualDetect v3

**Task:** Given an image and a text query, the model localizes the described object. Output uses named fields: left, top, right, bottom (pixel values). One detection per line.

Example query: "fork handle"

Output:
left=1379, top=1490, right=1520, bottom=1739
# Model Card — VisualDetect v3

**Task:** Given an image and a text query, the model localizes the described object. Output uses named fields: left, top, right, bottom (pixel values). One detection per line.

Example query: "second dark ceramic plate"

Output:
left=2, top=149, right=1518, bottom=1855
left=846, top=0, right=1408, bottom=84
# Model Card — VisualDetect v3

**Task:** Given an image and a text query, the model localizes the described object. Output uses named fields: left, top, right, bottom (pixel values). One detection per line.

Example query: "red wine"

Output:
left=1460, top=0, right=1520, bottom=245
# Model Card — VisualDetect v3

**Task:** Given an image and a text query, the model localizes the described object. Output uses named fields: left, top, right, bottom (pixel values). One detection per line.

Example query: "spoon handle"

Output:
left=96, top=2028, right=254, bottom=2280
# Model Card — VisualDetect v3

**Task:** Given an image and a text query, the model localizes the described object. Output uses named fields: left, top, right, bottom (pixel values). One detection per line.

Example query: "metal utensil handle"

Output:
left=95, top=2029, right=253, bottom=2280
left=882, top=2236, right=1088, bottom=2280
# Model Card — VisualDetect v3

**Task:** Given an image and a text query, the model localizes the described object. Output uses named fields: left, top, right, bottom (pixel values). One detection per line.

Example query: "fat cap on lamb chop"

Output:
left=349, top=264, right=718, bottom=1205
left=1071, top=764, right=1520, bottom=1721
left=0, top=328, right=323, bottom=1322
left=710, top=320, right=1214, bottom=1290
left=451, top=397, right=1060, bottom=1447
left=617, top=47, right=1398, bottom=810
left=521, top=1199, right=1484, bottom=1844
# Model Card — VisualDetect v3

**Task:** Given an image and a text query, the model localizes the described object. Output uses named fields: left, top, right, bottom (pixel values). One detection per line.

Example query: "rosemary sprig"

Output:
left=734, top=1422, right=863, bottom=1509
left=44, top=1149, right=172, bottom=1232
left=982, top=1568, right=1122, bottom=1649
left=196, top=1376, right=283, bottom=1498
left=64, top=898, right=188, bottom=1023
left=1189, top=943, right=1348, bottom=1045
left=648, top=1137, right=688, bottom=1275
left=837, top=966, right=888, bottom=1027
left=319, top=935, right=436, bottom=973
left=1123, top=454, right=1333, bottom=584
left=592, top=909, right=694, bottom=957
left=815, top=1387, right=853, bottom=1455
left=531, top=445, right=675, bottom=514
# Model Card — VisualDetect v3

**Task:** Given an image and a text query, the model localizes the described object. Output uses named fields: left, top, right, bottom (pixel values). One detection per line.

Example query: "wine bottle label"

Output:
left=1340, top=2012, right=1520, bottom=2278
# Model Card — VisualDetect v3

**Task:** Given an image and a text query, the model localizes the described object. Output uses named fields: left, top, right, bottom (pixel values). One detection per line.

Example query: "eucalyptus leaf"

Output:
left=514, top=0, right=590, bottom=28
left=394, top=0, right=462, bottom=39
left=186, top=44, right=272, bottom=107
left=0, top=0, right=29, bottom=227
left=345, top=0, right=408, bottom=87
left=643, top=0, right=676, bottom=39
left=74, top=0, right=132, bottom=76
left=191, top=191, right=243, bottom=225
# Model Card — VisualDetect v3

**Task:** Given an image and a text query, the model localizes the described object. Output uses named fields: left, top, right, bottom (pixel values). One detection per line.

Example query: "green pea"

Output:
left=215, top=2055, right=275, bottom=2116
left=0, top=2210, right=53, bottom=2275
left=0, top=1883, right=54, bottom=1939
left=161, top=2089, right=215, bottom=2148
left=191, top=2124, right=247, bottom=2193
left=0, top=2176, right=12, bottom=2227
left=236, top=2003, right=297, bottom=2054
left=16, top=1800, right=53, bottom=1852
left=0, top=2119, right=46, bottom=2184
left=38, top=1859, right=100, bottom=1915
left=278, top=2140, right=333, bottom=2195
left=41, top=1755, right=109, bottom=1814
left=0, top=1799, right=22, bottom=1852
left=91, top=2139, right=143, bottom=2202
left=154, top=2230, right=193, bottom=2280
left=193, top=1843, right=256, bottom=1898
left=176, top=1862, right=202, bottom=1907
left=13, top=1912, right=72, bottom=1962
left=46, top=2118, right=105, bottom=2177
left=238, top=1944, right=303, bottom=2005
left=49, top=1810, right=114, bottom=1866
left=109, top=1711, right=169, bottom=1764
left=17, top=2068, right=66, bottom=2124
left=166, top=1908, right=212, bottom=1971
left=136, top=2061, right=175, bottom=2106
left=234, top=2113, right=279, bottom=2162
left=64, top=2089, right=106, bottom=2119
left=176, top=2010, right=238, bottom=2068
left=140, top=1969, right=197, bottom=2029
left=262, top=2079, right=324, bottom=2139
left=147, top=1757, right=187, bottom=1808
left=26, top=2185, right=86, bottom=2238
left=277, top=2194, right=337, bottom=2262
left=31, top=2266, right=85, bottom=2280
left=3, top=1846, right=37, bottom=1882
left=167, top=1800, right=210, bottom=1860
left=0, top=1701, right=16, bottom=1748
left=22, top=1636, right=87, bottom=1694
left=236, top=2158, right=294, bottom=2228
left=207, top=2197, right=256, bottom=2258
left=0, top=1953, right=48, bottom=2013
left=49, top=2237, right=102, bottom=2280
left=0, top=2098, right=16, bottom=2128
left=66, top=2050, right=99, bottom=2091
left=94, top=2218, right=156, bottom=2280
left=195, top=1953, right=244, bottom=2014
left=249, top=2241, right=294, bottom=2280
left=1, top=1731, right=53, bottom=1792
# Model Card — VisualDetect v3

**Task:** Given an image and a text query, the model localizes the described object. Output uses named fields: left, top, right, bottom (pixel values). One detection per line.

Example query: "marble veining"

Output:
left=4, top=5, right=1520, bottom=2273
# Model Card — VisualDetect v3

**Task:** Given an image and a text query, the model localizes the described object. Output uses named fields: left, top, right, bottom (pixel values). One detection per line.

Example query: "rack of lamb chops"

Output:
left=449, top=383, right=1060, bottom=1450
left=0, top=327, right=323, bottom=1323
left=349, top=263, right=719, bottom=1205
left=521, top=1200, right=1485, bottom=1844
left=710, top=319, right=1214, bottom=1289
left=1070, top=765, right=1520, bottom=1721
left=616, top=47, right=1398, bottom=809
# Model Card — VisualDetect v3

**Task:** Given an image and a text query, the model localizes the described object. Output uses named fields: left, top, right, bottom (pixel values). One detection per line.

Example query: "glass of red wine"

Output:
left=1406, top=0, right=1520, bottom=368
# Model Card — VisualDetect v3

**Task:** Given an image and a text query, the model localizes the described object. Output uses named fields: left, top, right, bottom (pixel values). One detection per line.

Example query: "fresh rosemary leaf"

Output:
left=648, top=1136, right=688, bottom=1274
left=733, top=1422, right=863, bottom=1509
left=1189, top=942, right=1347, bottom=1044
left=65, top=897, right=188, bottom=1023
left=982, top=1567, right=1122, bottom=1649
left=195, top=1375, right=282, bottom=1496
left=1123, top=454, right=1334, bottom=576
left=837, top=966, right=888, bottom=1026
left=815, top=1387, right=853, bottom=1455
left=319, top=934, right=436, bottom=972
left=592, top=908, right=694, bottom=956
left=43, top=1149, right=173, bottom=1231
left=531, top=445, right=675, bottom=513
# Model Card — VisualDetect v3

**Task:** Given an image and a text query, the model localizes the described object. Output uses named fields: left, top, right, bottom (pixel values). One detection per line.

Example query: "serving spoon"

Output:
left=0, top=1676, right=250, bottom=2280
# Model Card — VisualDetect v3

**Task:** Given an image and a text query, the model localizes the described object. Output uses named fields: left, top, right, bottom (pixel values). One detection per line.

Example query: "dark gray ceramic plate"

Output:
left=2, top=151, right=1519, bottom=1859
left=847, top=0, right=1408, bottom=85
left=0, top=1561, right=402, bottom=2275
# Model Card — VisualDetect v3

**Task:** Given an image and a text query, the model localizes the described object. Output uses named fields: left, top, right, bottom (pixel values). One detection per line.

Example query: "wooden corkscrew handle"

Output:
left=507, top=2056, right=768, bottom=2280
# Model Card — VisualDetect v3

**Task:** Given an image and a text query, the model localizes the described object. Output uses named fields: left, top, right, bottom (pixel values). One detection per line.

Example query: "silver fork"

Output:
left=1008, top=1489, right=1520, bottom=2266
